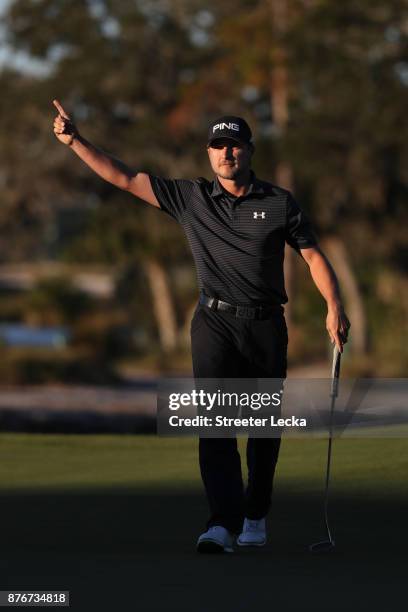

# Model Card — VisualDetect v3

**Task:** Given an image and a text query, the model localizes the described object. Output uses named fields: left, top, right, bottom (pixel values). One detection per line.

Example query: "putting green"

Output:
left=0, top=433, right=406, bottom=496
left=0, top=434, right=406, bottom=612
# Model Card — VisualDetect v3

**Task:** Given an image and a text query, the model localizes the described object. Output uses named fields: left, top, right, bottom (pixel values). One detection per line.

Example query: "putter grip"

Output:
left=330, top=346, right=341, bottom=397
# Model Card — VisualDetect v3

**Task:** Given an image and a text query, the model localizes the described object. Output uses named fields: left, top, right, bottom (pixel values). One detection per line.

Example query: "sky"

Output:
left=0, top=0, right=52, bottom=75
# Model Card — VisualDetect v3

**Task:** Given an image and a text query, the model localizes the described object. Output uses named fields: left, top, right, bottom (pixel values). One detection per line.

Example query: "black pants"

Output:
left=190, top=303, right=288, bottom=534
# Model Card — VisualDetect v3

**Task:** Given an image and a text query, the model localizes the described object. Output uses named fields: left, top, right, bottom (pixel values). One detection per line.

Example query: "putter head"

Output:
left=309, top=540, right=335, bottom=554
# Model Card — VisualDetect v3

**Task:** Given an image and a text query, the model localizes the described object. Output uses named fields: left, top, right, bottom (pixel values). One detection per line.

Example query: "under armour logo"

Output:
left=253, top=212, right=266, bottom=219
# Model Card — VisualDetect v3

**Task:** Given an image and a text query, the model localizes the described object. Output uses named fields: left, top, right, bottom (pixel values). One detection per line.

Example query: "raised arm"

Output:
left=52, top=99, right=159, bottom=208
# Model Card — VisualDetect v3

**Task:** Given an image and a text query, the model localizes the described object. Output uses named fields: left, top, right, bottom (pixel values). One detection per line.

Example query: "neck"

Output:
left=217, top=169, right=252, bottom=197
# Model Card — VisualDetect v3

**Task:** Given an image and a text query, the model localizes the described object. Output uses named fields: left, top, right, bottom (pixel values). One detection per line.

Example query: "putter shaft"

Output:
left=309, top=346, right=341, bottom=553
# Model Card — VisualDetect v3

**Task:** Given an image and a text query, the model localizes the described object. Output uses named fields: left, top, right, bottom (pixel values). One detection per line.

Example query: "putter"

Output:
left=309, top=344, right=341, bottom=553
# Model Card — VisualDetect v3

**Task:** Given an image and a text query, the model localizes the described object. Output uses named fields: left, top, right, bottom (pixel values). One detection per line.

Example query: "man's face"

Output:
left=207, top=138, right=253, bottom=180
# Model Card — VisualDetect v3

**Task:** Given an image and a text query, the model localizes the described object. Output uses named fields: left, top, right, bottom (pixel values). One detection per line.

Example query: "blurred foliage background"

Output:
left=0, top=0, right=407, bottom=382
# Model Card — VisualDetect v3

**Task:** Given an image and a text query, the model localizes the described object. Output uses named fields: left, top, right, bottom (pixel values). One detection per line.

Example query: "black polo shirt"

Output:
left=149, top=172, right=317, bottom=306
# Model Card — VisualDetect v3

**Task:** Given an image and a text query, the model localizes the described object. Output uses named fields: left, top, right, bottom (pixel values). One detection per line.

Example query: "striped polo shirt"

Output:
left=149, top=172, right=317, bottom=306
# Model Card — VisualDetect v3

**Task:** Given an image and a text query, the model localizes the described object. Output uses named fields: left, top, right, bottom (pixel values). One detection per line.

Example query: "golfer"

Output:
left=53, top=100, right=350, bottom=553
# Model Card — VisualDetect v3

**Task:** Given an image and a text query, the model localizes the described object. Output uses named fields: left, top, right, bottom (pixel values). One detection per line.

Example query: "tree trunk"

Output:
left=144, top=258, right=178, bottom=352
left=322, top=237, right=368, bottom=355
left=269, top=0, right=295, bottom=331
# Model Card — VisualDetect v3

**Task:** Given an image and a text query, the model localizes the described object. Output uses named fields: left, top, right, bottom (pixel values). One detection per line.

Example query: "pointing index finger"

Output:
left=53, top=99, right=70, bottom=120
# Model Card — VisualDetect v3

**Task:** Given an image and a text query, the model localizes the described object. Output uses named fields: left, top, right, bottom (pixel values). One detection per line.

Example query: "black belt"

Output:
left=199, top=292, right=282, bottom=320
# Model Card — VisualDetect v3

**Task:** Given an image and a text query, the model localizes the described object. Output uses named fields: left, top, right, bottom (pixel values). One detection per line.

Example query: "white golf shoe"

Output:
left=196, top=526, right=234, bottom=553
left=237, top=517, right=267, bottom=547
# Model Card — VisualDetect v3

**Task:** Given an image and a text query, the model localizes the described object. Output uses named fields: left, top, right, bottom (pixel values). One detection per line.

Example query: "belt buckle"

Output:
left=236, top=306, right=256, bottom=319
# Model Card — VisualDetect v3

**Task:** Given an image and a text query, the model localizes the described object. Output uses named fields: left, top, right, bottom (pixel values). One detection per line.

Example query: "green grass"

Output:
left=0, top=433, right=406, bottom=612
left=0, top=433, right=406, bottom=496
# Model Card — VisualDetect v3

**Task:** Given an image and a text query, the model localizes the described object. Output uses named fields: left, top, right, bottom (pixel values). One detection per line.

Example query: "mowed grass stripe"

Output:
left=0, top=433, right=406, bottom=498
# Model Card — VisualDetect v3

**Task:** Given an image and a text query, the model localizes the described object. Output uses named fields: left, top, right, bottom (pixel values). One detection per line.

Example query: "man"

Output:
left=53, top=101, right=350, bottom=553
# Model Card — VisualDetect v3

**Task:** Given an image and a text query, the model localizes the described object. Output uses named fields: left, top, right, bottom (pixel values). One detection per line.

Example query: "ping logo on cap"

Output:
left=213, top=122, right=240, bottom=133
left=208, top=116, right=252, bottom=145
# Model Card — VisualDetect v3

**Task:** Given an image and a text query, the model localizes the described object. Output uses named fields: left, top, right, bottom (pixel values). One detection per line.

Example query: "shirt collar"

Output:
left=210, top=171, right=265, bottom=198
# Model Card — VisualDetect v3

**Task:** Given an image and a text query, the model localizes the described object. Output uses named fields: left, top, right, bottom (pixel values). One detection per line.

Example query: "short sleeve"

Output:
left=148, top=175, right=195, bottom=223
left=285, top=194, right=318, bottom=252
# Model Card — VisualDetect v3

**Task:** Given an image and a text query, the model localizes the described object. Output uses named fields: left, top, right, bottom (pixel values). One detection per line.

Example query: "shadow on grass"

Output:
left=0, top=487, right=406, bottom=612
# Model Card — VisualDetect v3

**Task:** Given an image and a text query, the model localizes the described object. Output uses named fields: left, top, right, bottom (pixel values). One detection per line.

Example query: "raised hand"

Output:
left=52, top=99, right=78, bottom=145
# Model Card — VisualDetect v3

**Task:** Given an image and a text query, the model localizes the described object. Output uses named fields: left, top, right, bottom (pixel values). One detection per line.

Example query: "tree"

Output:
left=1, top=0, right=406, bottom=371
left=172, top=0, right=407, bottom=365
left=0, top=0, right=204, bottom=351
